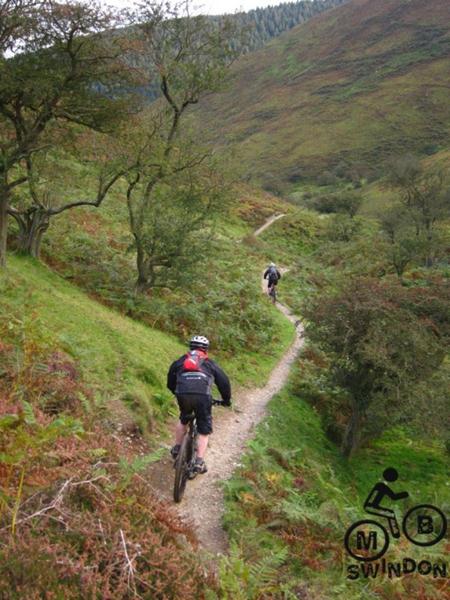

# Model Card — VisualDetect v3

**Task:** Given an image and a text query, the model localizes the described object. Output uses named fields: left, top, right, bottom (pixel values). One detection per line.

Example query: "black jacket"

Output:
left=167, top=355, right=231, bottom=401
left=264, top=267, right=281, bottom=282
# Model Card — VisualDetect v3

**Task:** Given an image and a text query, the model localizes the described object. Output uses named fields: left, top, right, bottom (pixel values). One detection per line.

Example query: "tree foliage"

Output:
left=313, top=190, right=362, bottom=218
left=119, top=0, right=238, bottom=292
left=387, top=155, right=450, bottom=267
left=303, top=278, right=450, bottom=458
left=0, top=0, right=137, bottom=266
left=129, top=166, right=229, bottom=289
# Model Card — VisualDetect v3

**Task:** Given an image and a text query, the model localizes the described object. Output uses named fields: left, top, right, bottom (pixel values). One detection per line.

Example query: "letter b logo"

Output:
left=417, top=515, right=433, bottom=535
left=403, top=505, right=447, bottom=547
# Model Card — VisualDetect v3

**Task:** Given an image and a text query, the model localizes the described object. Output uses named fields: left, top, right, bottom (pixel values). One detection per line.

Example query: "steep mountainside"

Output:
left=197, top=0, right=450, bottom=189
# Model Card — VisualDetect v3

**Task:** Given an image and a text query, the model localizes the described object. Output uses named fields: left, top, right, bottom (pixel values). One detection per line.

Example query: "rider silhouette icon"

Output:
left=363, top=467, right=409, bottom=538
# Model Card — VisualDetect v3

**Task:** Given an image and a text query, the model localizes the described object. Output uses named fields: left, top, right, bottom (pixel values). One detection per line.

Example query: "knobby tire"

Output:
left=173, top=433, right=193, bottom=503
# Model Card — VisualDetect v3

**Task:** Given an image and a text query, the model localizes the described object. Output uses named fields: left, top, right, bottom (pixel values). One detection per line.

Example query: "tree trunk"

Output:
left=341, top=402, right=364, bottom=459
left=0, top=192, right=7, bottom=268
left=425, top=228, right=433, bottom=268
left=134, top=241, right=149, bottom=294
left=11, top=208, right=50, bottom=259
left=21, top=209, right=49, bottom=258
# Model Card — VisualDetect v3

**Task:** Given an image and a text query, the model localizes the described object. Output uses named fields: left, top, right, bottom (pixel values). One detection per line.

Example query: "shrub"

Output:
left=302, top=278, right=450, bottom=457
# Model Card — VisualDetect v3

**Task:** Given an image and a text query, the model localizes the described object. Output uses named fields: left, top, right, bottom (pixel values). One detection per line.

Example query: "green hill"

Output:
left=1, top=1, right=448, bottom=595
left=197, top=0, right=450, bottom=190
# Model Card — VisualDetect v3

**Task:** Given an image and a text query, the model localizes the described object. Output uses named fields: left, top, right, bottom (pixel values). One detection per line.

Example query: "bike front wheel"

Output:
left=173, top=433, right=193, bottom=503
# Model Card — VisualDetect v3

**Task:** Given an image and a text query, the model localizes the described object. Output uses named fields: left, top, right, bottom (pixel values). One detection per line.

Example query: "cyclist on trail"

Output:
left=167, top=335, right=231, bottom=474
left=264, top=262, right=281, bottom=294
left=363, top=467, right=409, bottom=538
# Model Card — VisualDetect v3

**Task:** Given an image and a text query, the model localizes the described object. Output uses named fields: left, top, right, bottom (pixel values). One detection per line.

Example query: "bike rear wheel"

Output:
left=269, top=285, right=277, bottom=304
left=173, top=432, right=193, bottom=503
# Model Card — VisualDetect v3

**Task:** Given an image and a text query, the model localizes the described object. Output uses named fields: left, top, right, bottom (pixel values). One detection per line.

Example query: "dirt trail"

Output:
left=148, top=213, right=303, bottom=555
left=253, top=212, right=285, bottom=237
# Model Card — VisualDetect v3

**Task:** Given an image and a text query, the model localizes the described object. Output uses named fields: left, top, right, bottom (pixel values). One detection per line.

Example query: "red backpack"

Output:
left=182, top=350, right=208, bottom=372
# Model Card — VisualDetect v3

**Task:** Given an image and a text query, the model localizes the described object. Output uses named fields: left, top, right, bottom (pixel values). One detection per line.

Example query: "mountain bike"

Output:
left=268, top=282, right=277, bottom=304
left=173, top=399, right=225, bottom=503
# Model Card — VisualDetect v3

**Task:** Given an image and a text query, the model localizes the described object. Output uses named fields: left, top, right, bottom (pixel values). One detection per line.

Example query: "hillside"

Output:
left=1, top=1, right=449, bottom=596
left=3, top=195, right=448, bottom=598
left=218, top=0, right=348, bottom=55
left=197, top=0, right=450, bottom=190
left=136, top=0, right=348, bottom=102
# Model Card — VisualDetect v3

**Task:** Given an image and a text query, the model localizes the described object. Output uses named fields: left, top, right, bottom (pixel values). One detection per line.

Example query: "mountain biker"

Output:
left=264, top=262, right=281, bottom=293
left=167, top=335, right=231, bottom=474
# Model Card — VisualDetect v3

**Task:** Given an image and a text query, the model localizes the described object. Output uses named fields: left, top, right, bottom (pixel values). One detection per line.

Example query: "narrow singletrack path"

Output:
left=253, top=212, right=285, bottom=237
left=148, top=213, right=303, bottom=554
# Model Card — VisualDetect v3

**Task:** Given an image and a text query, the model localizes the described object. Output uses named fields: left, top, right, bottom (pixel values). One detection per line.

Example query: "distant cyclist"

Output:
left=264, top=262, right=281, bottom=295
left=167, top=335, right=231, bottom=474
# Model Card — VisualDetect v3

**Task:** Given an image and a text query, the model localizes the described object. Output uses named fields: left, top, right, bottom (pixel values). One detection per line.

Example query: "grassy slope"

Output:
left=220, top=385, right=449, bottom=599
left=217, top=208, right=449, bottom=599
left=1, top=256, right=181, bottom=389
left=196, top=0, right=450, bottom=186
left=0, top=255, right=183, bottom=431
left=2, top=175, right=301, bottom=435
left=1, top=252, right=295, bottom=423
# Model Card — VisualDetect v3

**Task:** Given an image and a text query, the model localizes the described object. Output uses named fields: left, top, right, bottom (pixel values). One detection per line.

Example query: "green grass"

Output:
left=1, top=255, right=182, bottom=403
left=219, top=382, right=449, bottom=599
left=0, top=252, right=296, bottom=428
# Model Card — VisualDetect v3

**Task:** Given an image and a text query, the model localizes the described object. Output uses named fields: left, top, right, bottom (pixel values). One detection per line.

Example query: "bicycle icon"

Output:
left=344, top=468, right=447, bottom=562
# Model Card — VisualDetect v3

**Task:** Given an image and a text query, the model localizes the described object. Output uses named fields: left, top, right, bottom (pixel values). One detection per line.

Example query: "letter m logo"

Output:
left=356, top=531, right=378, bottom=550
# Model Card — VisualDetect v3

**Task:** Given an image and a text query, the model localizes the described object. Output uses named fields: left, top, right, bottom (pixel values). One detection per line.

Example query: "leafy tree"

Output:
left=379, top=204, right=425, bottom=278
left=388, top=155, right=450, bottom=266
left=313, top=190, right=362, bottom=218
left=0, top=0, right=134, bottom=267
left=121, top=0, right=238, bottom=293
left=8, top=134, right=126, bottom=258
left=303, top=278, right=449, bottom=458
left=129, top=166, right=229, bottom=290
left=325, top=213, right=361, bottom=242
left=0, top=0, right=37, bottom=52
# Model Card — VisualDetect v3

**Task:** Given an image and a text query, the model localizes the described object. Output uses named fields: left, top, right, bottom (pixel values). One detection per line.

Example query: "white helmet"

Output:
left=189, top=335, right=210, bottom=351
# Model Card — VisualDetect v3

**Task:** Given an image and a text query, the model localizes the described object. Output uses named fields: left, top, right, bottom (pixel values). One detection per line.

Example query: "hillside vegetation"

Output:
left=215, top=204, right=449, bottom=599
left=0, top=197, right=297, bottom=597
left=0, top=0, right=449, bottom=597
left=197, top=0, right=450, bottom=190
left=219, top=0, right=348, bottom=55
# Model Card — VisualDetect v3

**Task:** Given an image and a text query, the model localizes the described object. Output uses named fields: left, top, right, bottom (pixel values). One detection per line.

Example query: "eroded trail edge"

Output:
left=148, top=214, right=304, bottom=554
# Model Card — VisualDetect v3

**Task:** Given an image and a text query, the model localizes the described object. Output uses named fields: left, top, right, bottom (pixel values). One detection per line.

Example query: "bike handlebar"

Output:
left=212, top=399, right=231, bottom=406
